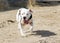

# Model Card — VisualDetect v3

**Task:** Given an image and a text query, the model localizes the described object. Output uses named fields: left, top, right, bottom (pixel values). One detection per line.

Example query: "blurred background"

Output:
left=0, top=0, right=60, bottom=11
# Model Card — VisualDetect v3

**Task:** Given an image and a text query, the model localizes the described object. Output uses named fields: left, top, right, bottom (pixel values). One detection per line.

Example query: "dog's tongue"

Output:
left=24, top=20, right=28, bottom=24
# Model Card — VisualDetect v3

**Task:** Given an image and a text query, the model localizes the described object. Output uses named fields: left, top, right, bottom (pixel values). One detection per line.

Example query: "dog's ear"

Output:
left=29, top=9, right=33, bottom=13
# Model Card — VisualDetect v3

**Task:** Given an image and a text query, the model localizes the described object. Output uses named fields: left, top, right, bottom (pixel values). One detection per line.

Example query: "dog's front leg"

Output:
left=18, top=22, right=26, bottom=36
left=29, top=22, right=33, bottom=32
left=25, top=22, right=33, bottom=33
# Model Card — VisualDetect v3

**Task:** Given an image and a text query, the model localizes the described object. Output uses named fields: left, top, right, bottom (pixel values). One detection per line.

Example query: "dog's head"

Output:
left=19, top=8, right=33, bottom=24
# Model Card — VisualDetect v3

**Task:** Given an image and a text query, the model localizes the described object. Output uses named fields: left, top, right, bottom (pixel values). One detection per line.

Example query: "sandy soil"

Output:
left=0, top=5, right=60, bottom=43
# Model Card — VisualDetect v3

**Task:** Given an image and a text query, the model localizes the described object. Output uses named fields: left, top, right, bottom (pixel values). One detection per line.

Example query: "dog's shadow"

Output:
left=32, top=30, right=56, bottom=37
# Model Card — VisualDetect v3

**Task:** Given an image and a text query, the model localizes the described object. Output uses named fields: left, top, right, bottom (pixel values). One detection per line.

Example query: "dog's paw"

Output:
left=21, top=34, right=27, bottom=37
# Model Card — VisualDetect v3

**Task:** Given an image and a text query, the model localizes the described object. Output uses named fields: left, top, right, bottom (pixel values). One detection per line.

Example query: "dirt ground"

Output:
left=0, top=5, right=60, bottom=43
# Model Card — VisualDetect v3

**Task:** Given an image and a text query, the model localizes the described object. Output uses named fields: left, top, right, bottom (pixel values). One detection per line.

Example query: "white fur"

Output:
left=16, top=8, right=33, bottom=36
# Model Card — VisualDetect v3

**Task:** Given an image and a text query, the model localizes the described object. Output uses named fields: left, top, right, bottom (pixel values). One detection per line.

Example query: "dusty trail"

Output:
left=0, top=5, right=60, bottom=43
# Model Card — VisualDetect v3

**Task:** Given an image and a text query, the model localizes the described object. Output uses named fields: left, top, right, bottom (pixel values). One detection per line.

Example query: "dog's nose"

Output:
left=23, top=17, right=26, bottom=19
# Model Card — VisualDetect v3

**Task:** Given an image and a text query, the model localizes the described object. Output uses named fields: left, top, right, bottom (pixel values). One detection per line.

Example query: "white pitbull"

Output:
left=16, top=8, right=33, bottom=36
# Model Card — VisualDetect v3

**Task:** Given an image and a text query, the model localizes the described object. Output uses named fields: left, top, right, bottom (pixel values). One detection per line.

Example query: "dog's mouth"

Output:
left=23, top=17, right=29, bottom=24
left=24, top=19, right=29, bottom=24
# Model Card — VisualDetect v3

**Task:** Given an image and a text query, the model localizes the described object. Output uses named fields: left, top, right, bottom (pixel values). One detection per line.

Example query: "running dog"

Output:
left=16, top=8, right=33, bottom=36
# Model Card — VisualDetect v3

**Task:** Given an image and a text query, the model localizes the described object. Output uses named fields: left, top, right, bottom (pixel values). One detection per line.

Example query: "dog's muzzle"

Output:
left=23, top=17, right=26, bottom=20
left=23, top=17, right=28, bottom=24
left=23, top=15, right=32, bottom=24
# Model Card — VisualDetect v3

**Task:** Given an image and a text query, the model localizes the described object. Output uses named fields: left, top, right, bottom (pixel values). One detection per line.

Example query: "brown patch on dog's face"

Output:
left=29, top=9, right=33, bottom=13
